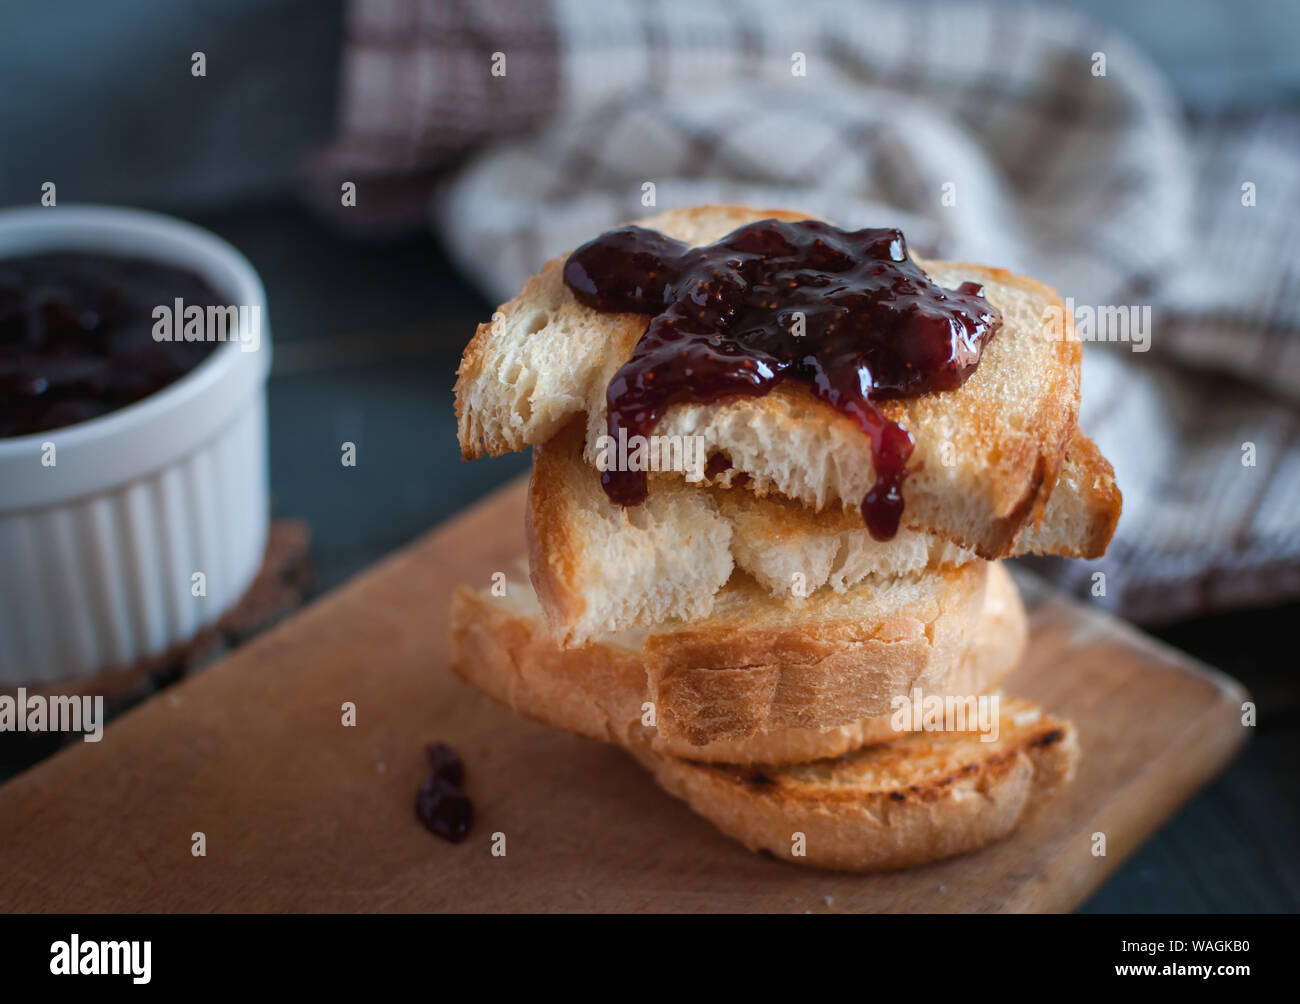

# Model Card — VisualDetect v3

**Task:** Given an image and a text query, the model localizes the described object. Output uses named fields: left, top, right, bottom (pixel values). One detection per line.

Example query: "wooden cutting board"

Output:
left=0, top=477, right=1249, bottom=913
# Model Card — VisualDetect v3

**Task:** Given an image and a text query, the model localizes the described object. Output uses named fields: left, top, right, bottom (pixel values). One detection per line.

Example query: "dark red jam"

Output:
left=415, top=741, right=473, bottom=844
left=563, top=220, right=1000, bottom=539
left=0, top=252, right=224, bottom=438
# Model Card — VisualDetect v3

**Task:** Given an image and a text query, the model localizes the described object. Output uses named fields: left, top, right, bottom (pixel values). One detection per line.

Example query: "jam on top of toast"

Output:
left=563, top=218, right=1000, bottom=539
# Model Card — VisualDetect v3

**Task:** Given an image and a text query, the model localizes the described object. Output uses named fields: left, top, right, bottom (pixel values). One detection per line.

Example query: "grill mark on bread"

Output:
left=690, top=707, right=1075, bottom=807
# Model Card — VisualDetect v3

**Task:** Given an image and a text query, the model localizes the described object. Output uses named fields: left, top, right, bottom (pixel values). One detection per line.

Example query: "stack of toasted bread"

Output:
left=450, top=206, right=1120, bottom=871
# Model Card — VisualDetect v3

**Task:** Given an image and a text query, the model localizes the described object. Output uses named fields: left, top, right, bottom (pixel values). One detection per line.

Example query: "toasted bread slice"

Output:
left=450, top=560, right=1026, bottom=764
left=456, top=204, right=1085, bottom=557
left=1016, top=431, right=1121, bottom=559
left=454, top=557, right=989, bottom=745
left=529, top=420, right=1116, bottom=646
left=631, top=697, right=1078, bottom=872
left=526, top=422, right=734, bottom=647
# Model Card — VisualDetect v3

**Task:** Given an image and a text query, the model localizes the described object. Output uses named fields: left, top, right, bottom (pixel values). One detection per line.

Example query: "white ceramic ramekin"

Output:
left=0, top=205, right=272, bottom=686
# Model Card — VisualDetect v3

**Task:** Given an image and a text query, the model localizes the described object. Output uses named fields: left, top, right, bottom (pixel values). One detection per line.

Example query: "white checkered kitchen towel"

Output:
left=319, top=0, right=1300, bottom=623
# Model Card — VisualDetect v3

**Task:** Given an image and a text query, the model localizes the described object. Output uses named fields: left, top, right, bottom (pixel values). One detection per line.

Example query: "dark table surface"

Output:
left=18, top=200, right=1298, bottom=914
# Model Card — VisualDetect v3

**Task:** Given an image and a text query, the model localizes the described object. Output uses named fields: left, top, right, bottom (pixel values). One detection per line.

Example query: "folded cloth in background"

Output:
left=317, top=0, right=1300, bottom=623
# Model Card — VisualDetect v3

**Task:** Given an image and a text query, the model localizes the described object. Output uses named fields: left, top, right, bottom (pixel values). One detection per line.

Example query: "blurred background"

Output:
left=1, top=0, right=1297, bottom=911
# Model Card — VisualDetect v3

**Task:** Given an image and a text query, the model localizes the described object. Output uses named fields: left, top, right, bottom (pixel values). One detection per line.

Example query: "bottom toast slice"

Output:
left=631, top=697, right=1078, bottom=872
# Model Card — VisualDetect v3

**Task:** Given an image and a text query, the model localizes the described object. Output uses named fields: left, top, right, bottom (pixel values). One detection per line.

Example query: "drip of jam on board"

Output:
left=562, top=220, right=1000, bottom=539
left=0, top=252, right=225, bottom=438
left=415, top=741, right=473, bottom=843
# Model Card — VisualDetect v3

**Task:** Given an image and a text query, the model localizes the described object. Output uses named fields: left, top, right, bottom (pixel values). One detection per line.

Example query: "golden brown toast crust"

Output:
left=642, top=562, right=988, bottom=742
left=1019, top=431, right=1122, bottom=559
left=450, top=562, right=1025, bottom=759
left=633, top=697, right=1078, bottom=872
left=525, top=438, right=585, bottom=636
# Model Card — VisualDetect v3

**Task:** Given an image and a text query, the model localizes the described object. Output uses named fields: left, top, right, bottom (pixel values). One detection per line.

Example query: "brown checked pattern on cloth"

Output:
left=316, top=0, right=1300, bottom=623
